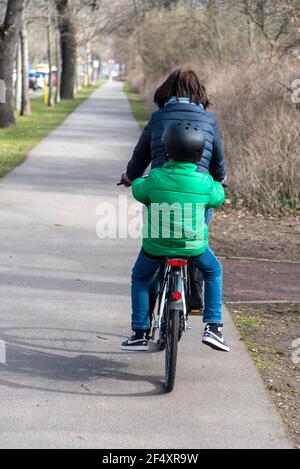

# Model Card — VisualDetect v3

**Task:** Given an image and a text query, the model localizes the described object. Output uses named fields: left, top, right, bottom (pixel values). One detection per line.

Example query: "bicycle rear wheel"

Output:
left=165, top=308, right=179, bottom=393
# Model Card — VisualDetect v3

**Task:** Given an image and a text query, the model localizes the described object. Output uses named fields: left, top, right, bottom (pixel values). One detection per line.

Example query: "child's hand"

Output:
left=221, top=175, right=228, bottom=187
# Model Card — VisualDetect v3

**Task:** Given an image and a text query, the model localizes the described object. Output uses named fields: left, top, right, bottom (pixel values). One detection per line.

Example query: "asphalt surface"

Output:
left=0, top=80, right=292, bottom=449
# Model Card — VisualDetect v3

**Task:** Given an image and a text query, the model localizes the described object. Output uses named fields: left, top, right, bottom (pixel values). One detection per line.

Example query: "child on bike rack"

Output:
left=121, top=121, right=230, bottom=352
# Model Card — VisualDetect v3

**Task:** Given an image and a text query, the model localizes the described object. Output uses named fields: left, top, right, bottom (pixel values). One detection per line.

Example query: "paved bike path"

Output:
left=0, top=80, right=292, bottom=448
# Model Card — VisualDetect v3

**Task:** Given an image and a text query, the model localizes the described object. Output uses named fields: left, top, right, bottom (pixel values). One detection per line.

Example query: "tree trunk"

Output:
left=15, top=36, right=22, bottom=112
left=87, top=42, right=92, bottom=86
left=47, top=17, right=54, bottom=107
left=55, top=27, right=61, bottom=104
left=56, top=0, right=77, bottom=100
left=0, top=0, right=24, bottom=128
left=20, top=20, right=31, bottom=116
left=83, top=45, right=88, bottom=86
left=74, top=49, right=78, bottom=93
left=207, top=0, right=223, bottom=65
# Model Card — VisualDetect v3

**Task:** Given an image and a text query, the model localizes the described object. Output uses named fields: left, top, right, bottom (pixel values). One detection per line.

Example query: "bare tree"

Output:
left=276, top=0, right=300, bottom=53
left=55, top=17, right=61, bottom=103
left=0, top=0, right=24, bottom=128
left=15, top=36, right=22, bottom=111
left=55, top=0, right=101, bottom=98
left=20, top=6, right=31, bottom=116
left=240, top=0, right=290, bottom=57
left=56, top=0, right=77, bottom=99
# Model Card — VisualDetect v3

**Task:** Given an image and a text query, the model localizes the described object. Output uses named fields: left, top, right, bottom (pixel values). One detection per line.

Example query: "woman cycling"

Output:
left=120, top=68, right=227, bottom=310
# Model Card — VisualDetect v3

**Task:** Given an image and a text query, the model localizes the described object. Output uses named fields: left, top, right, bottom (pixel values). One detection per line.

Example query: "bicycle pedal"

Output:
left=189, top=309, right=203, bottom=316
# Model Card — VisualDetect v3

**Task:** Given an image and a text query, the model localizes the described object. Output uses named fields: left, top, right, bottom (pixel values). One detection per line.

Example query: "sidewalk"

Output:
left=0, top=80, right=292, bottom=448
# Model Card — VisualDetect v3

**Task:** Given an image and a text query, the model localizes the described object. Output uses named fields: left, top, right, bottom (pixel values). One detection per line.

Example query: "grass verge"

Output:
left=0, top=82, right=104, bottom=178
left=124, top=82, right=150, bottom=129
left=230, top=303, right=300, bottom=448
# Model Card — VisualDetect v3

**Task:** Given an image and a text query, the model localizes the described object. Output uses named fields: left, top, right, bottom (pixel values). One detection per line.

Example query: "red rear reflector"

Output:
left=173, top=291, right=182, bottom=301
left=167, top=259, right=188, bottom=267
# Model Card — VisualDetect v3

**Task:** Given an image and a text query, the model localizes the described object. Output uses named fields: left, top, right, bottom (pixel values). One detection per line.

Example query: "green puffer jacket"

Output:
left=132, top=161, right=224, bottom=257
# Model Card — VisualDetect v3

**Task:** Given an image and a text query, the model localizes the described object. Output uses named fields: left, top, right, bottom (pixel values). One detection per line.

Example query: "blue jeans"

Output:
left=131, top=248, right=222, bottom=330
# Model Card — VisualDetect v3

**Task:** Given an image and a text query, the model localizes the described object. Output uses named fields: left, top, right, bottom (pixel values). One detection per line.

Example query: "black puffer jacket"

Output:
left=126, top=102, right=226, bottom=182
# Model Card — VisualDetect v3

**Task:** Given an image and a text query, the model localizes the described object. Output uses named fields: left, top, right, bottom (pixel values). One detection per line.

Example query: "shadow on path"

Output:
left=0, top=326, right=165, bottom=397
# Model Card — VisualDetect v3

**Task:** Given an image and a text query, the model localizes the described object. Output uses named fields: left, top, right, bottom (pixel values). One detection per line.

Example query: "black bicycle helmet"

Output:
left=162, top=120, right=205, bottom=163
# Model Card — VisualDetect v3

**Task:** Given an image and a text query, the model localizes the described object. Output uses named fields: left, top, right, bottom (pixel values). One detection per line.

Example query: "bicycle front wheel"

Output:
left=165, top=309, right=179, bottom=393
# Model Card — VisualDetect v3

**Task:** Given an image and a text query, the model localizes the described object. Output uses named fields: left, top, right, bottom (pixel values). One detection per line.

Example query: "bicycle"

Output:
left=150, top=258, right=202, bottom=393
left=117, top=176, right=203, bottom=392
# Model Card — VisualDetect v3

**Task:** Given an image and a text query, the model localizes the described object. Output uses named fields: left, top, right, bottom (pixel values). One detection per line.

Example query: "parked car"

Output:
left=28, top=65, right=58, bottom=91
left=29, top=70, right=45, bottom=90
left=35, top=64, right=58, bottom=87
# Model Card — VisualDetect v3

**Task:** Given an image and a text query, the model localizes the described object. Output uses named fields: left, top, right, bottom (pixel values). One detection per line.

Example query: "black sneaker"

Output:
left=202, top=323, right=230, bottom=352
left=121, top=331, right=149, bottom=351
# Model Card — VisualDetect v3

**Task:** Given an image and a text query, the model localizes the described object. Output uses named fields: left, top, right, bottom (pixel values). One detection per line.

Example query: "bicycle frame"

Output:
left=151, top=258, right=196, bottom=392
left=151, top=259, right=190, bottom=341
